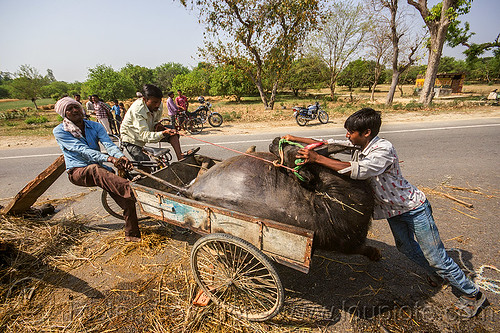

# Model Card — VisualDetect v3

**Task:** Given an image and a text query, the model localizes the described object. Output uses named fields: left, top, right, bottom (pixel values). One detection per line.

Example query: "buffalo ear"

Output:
left=269, top=137, right=281, bottom=156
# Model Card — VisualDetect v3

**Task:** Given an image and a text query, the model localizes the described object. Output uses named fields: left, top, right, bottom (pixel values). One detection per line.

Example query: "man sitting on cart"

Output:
left=53, top=97, right=142, bottom=242
left=120, top=84, right=197, bottom=167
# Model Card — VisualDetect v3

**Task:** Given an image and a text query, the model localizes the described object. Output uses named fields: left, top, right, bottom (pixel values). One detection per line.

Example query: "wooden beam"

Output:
left=1, top=155, right=66, bottom=215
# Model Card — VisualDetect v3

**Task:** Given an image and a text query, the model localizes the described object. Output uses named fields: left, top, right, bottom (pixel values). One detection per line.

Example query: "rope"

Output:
left=448, top=248, right=500, bottom=294
left=178, top=132, right=297, bottom=173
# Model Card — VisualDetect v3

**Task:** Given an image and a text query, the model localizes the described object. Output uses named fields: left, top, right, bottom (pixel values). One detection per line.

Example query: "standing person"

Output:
left=85, top=95, right=95, bottom=116
left=111, top=99, right=122, bottom=133
left=166, top=91, right=179, bottom=126
left=74, top=94, right=88, bottom=119
left=175, top=89, right=189, bottom=112
left=92, top=95, right=113, bottom=134
left=120, top=84, right=198, bottom=168
left=283, top=108, right=488, bottom=318
left=52, top=97, right=141, bottom=242
left=119, top=102, right=127, bottom=118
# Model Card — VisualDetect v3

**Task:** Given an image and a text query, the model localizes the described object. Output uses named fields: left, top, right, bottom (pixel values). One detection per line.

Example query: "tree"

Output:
left=153, top=63, right=190, bottom=92
left=120, top=64, right=156, bottom=93
left=8, top=65, right=48, bottom=109
left=209, top=64, right=257, bottom=101
left=172, top=64, right=212, bottom=97
left=41, top=81, right=70, bottom=99
left=0, top=71, right=13, bottom=98
left=337, top=59, right=374, bottom=101
left=447, top=21, right=500, bottom=62
left=407, top=0, right=472, bottom=106
left=188, top=0, right=322, bottom=109
left=308, top=0, right=368, bottom=100
left=82, top=64, right=135, bottom=101
left=285, top=56, right=329, bottom=96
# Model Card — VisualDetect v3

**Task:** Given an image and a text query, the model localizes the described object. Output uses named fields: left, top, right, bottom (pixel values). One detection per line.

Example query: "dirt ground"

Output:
left=1, top=103, right=499, bottom=332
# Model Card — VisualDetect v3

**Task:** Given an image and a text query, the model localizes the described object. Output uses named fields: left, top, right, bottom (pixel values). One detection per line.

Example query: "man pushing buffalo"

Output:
left=283, top=108, right=488, bottom=318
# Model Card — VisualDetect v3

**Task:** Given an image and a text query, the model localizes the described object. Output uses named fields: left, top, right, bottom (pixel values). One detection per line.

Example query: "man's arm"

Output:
left=296, top=148, right=351, bottom=175
left=282, top=134, right=323, bottom=145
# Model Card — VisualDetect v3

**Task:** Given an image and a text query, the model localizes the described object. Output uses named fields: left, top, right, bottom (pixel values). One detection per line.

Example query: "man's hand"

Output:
left=154, top=122, right=166, bottom=132
left=162, top=128, right=178, bottom=137
left=281, top=134, right=296, bottom=141
left=296, top=148, right=319, bottom=165
left=108, top=156, right=133, bottom=170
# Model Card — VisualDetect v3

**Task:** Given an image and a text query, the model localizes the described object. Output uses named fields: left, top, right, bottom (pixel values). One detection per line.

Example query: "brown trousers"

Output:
left=68, top=164, right=140, bottom=237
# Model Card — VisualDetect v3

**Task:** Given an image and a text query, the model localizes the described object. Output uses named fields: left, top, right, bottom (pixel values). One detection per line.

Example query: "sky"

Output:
left=0, top=0, right=499, bottom=83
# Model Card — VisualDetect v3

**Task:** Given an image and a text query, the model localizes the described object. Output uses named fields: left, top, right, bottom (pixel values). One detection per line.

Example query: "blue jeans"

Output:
left=387, top=200, right=478, bottom=296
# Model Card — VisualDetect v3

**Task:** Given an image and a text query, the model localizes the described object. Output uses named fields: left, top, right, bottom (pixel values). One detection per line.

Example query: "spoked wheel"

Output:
left=318, top=110, right=329, bottom=124
left=101, top=190, right=125, bottom=220
left=186, top=118, right=203, bottom=134
left=208, top=113, right=223, bottom=127
left=295, top=114, right=308, bottom=126
left=101, top=190, right=144, bottom=220
left=191, top=233, right=284, bottom=322
left=198, top=109, right=208, bottom=123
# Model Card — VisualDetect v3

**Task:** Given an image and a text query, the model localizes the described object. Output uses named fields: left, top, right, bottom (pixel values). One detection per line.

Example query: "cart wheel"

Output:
left=191, top=233, right=284, bottom=322
left=101, top=190, right=124, bottom=220
left=187, top=118, right=203, bottom=134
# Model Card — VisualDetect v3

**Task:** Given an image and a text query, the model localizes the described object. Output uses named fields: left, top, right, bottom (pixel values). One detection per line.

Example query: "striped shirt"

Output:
left=328, top=136, right=426, bottom=219
left=94, top=101, right=111, bottom=119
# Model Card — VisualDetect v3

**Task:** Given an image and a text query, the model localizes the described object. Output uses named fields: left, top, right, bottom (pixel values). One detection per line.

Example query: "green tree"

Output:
left=407, top=0, right=472, bottom=105
left=172, top=64, right=212, bottom=97
left=337, top=59, right=374, bottom=100
left=41, top=81, right=70, bottom=99
left=437, top=56, right=467, bottom=73
left=209, top=64, right=257, bottom=101
left=187, top=0, right=322, bottom=109
left=447, top=20, right=500, bottom=62
left=285, top=56, right=328, bottom=96
left=8, top=65, right=48, bottom=109
left=0, top=71, right=12, bottom=98
left=153, top=63, right=190, bottom=92
left=82, top=64, right=135, bottom=101
left=120, top=64, right=156, bottom=93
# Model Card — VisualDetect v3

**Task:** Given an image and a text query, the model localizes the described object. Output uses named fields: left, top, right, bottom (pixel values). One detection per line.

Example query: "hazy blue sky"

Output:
left=1, top=0, right=498, bottom=83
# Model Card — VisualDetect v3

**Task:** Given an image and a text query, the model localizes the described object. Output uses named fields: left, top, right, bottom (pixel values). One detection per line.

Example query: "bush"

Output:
left=0, top=110, right=28, bottom=120
left=221, top=111, right=242, bottom=121
left=25, top=115, right=49, bottom=124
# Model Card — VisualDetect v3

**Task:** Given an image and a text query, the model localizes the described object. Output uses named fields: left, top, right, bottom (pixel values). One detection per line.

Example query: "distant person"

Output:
left=176, top=89, right=189, bottom=112
left=86, top=95, right=95, bottom=116
left=52, top=97, right=141, bottom=242
left=166, top=91, right=179, bottom=126
left=92, top=95, right=113, bottom=134
left=112, top=99, right=122, bottom=123
left=119, top=102, right=127, bottom=118
left=74, top=94, right=89, bottom=119
left=120, top=84, right=198, bottom=169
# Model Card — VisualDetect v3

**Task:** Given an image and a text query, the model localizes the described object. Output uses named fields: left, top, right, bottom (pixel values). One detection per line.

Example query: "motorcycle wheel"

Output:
left=208, top=113, right=223, bottom=127
left=318, top=110, right=329, bottom=124
left=198, top=109, right=208, bottom=123
left=295, top=114, right=308, bottom=126
left=186, top=118, right=203, bottom=134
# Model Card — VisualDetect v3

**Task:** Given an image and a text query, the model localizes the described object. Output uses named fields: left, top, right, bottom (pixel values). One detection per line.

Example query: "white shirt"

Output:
left=327, top=136, right=426, bottom=219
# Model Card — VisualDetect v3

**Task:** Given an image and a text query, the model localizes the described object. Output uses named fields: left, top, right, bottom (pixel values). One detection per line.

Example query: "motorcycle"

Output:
left=195, top=96, right=223, bottom=127
left=293, top=102, right=329, bottom=126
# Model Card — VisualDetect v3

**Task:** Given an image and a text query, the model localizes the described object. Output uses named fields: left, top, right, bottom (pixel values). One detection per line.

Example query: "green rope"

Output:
left=279, top=139, right=307, bottom=182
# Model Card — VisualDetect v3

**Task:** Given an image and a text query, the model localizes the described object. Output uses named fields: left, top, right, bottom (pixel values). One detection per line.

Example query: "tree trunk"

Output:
left=419, top=29, right=447, bottom=105
left=268, top=80, right=280, bottom=110
left=31, top=98, right=38, bottom=110
left=386, top=71, right=401, bottom=105
left=254, top=79, right=269, bottom=107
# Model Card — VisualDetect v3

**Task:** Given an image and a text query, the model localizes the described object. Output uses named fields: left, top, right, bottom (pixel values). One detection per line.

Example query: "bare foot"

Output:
left=125, top=236, right=141, bottom=242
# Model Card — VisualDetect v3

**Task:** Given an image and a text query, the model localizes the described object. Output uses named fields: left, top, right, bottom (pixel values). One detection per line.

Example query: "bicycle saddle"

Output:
left=142, top=146, right=171, bottom=157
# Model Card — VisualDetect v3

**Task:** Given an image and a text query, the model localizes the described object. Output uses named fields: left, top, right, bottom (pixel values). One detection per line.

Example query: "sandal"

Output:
left=181, top=147, right=201, bottom=160
left=455, top=291, right=487, bottom=318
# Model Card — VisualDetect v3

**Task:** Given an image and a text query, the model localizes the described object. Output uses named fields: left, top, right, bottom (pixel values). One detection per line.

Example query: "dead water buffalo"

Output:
left=185, top=138, right=380, bottom=260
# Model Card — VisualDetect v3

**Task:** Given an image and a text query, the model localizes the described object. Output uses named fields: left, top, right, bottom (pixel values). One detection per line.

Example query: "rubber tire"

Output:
left=101, top=190, right=125, bottom=220
left=186, top=118, right=203, bottom=134
left=318, top=110, right=329, bottom=124
left=198, top=109, right=208, bottom=123
left=208, top=113, right=223, bottom=127
left=295, top=114, right=308, bottom=126
left=191, top=233, right=284, bottom=322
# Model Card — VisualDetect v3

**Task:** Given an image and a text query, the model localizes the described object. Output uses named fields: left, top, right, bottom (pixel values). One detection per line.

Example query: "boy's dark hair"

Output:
left=344, top=108, right=382, bottom=137
left=143, top=84, right=163, bottom=99
left=91, top=94, right=99, bottom=99
left=167, top=91, right=174, bottom=96
left=74, top=94, right=80, bottom=97
left=113, top=99, right=118, bottom=104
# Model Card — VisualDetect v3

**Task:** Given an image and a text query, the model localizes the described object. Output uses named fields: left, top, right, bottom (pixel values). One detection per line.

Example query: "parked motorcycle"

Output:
left=293, top=102, right=329, bottom=126
left=195, top=96, right=223, bottom=127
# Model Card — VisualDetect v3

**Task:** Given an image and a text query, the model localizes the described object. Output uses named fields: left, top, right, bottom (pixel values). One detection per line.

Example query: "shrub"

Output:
left=221, top=111, right=242, bottom=121
left=25, top=115, right=49, bottom=124
left=0, top=110, right=28, bottom=120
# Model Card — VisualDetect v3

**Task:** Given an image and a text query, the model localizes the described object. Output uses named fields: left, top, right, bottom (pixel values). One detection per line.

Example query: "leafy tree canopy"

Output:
left=153, top=62, right=190, bottom=93
left=82, top=64, right=135, bottom=101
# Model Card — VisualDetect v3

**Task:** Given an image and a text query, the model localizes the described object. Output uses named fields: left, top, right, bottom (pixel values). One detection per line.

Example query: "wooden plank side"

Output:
left=1, top=155, right=66, bottom=215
